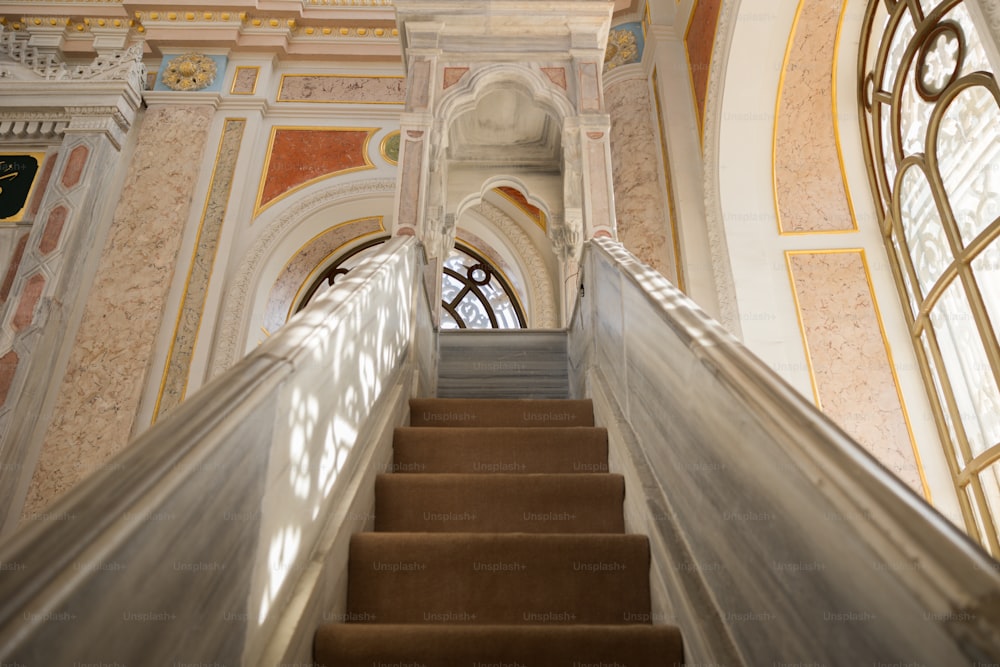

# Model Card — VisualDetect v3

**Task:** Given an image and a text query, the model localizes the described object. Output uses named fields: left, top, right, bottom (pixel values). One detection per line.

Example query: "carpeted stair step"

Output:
left=346, top=532, right=651, bottom=625
left=374, top=473, right=625, bottom=533
left=315, top=624, right=685, bottom=667
left=410, top=398, right=595, bottom=428
left=391, top=426, right=609, bottom=474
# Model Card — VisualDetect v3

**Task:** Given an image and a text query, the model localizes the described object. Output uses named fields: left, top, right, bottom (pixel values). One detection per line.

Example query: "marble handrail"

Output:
left=0, top=236, right=425, bottom=666
left=573, top=236, right=1000, bottom=665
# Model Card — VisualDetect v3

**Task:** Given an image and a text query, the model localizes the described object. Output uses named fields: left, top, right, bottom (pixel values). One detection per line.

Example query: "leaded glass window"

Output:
left=297, top=239, right=526, bottom=330
left=860, top=0, right=1000, bottom=553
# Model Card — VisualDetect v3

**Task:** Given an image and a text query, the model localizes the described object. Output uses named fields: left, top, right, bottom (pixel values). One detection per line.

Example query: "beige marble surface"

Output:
left=774, top=0, right=853, bottom=233
left=277, top=75, right=405, bottom=103
left=787, top=251, right=923, bottom=493
left=156, top=119, right=246, bottom=420
left=607, top=77, right=676, bottom=282
left=263, top=217, right=385, bottom=334
left=22, top=104, right=215, bottom=519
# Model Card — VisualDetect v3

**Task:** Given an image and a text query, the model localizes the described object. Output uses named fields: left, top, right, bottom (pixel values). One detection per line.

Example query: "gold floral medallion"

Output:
left=162, top=54, right=218, bottom=91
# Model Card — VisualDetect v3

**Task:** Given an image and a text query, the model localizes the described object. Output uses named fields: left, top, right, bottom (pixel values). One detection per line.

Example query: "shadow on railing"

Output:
left=570, top=237, right=1000, bottom=666
left=0, top=236, right=435, bottom=667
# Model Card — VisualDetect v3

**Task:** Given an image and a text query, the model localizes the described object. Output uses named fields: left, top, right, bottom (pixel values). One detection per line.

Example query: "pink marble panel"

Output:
left=775, top=0, right=853, bottom=233
left=12, top=273, right=44, bottom=331
left=0, top=233, right=28, bottom=302
left=788, top=251, right=923, bottom=494
left=443, top=67, right=469, bottom=89
left=541, top=67, right=567, bottom=90
left=22, top=104, right=215, bottom=517
left=231, top=66, right=259, bottom=95
left=0, top=350, right=17, bottom=407
left=39, top=205, right=68, bottom=255
left=60, top=145, right=89, bottom=189
left=607, top=78, right=676, bottom=282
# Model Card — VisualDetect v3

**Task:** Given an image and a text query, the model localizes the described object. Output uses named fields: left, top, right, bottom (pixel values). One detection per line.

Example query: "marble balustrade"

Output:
left=570, top=237, right=1000, bottom=666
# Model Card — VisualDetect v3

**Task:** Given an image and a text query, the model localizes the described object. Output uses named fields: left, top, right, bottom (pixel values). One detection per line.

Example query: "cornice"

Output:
left=0, top=3, right=401, bottom=60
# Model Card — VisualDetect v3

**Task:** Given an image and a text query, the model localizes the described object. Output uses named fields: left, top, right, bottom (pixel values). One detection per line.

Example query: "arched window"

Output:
left=860, top=0, right=1000, bottom=553
left=295, top=238, right=527, bottom=330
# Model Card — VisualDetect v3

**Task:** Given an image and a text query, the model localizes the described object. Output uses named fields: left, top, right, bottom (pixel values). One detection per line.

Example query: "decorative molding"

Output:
left=700, top=0, right=743, bottom=340
left=209, top=179, right=397, bottom=378
left=472, top=201, right=558, bottom=328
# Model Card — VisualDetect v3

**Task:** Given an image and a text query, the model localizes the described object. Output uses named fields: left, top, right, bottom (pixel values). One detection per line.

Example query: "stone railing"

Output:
left=571, top=236, right=1000, bottom=666
left=0, top=236, right=435, bottom=667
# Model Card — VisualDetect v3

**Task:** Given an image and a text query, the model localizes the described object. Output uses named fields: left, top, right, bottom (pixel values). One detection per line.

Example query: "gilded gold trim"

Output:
left=285, top=216, right=387, bottom=319
left=253, top=125, right=377, bottom=219
left=0, top=151, right=48, bottom=225
left=153, top=118, right=245, bottom=423
left=379, top=130, right=400, bottom=166
left=652, top=66, right=686, bottom=293
left=786, top=248, right=932, bottom=500
left=231, top=66, right=260, bottom=95
left=277, top=74, right=406, bottom=104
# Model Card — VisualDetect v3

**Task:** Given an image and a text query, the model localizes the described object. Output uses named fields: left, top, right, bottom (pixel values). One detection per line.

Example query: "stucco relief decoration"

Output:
left=162, top=53, right=217, bottom=91
left=604, top=24, right=642, bottom=71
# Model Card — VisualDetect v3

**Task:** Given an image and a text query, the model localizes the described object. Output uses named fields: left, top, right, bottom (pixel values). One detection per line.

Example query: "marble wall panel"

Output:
left=787, top=250, right=924, bottom=494
left=607, top=76, right=677, bottom=283
left=231, top=66, right=260, bottom=95
left=685, top=0, right=723, bottom=136
left=277, top=75, right=405, bottom=104
left=256, top=128, right=375, bottom=215
left=154, top=119, right=246, bottom=421
left=21, top=104, right=215, bottom=518
left=774, top=0, right=854, bottom=233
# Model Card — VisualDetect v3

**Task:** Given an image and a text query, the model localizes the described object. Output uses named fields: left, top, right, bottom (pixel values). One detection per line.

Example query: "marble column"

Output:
left=15, top=101, right=216, bottom=525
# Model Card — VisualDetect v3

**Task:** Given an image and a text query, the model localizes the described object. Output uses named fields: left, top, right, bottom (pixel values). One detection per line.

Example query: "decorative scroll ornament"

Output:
left=162, top=53, right=217, bottom=91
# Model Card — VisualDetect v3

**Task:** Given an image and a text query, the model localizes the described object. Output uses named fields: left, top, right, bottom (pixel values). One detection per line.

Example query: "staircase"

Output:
left=314, top=397, right=684, bottom=666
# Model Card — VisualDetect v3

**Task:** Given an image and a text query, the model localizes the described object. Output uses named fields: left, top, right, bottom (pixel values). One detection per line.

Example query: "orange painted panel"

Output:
left=258, top=128, right=373, bottom=213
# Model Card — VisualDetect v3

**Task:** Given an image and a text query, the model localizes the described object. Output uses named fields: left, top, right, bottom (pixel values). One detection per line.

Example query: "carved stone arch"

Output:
left=435, top=62, right=576, bottom=125
left=208, top=179, right=397, bottom=377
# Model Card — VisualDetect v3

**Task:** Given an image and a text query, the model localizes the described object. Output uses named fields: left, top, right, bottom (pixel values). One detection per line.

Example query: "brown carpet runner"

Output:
left=315, top=398, right=684, bottom=666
